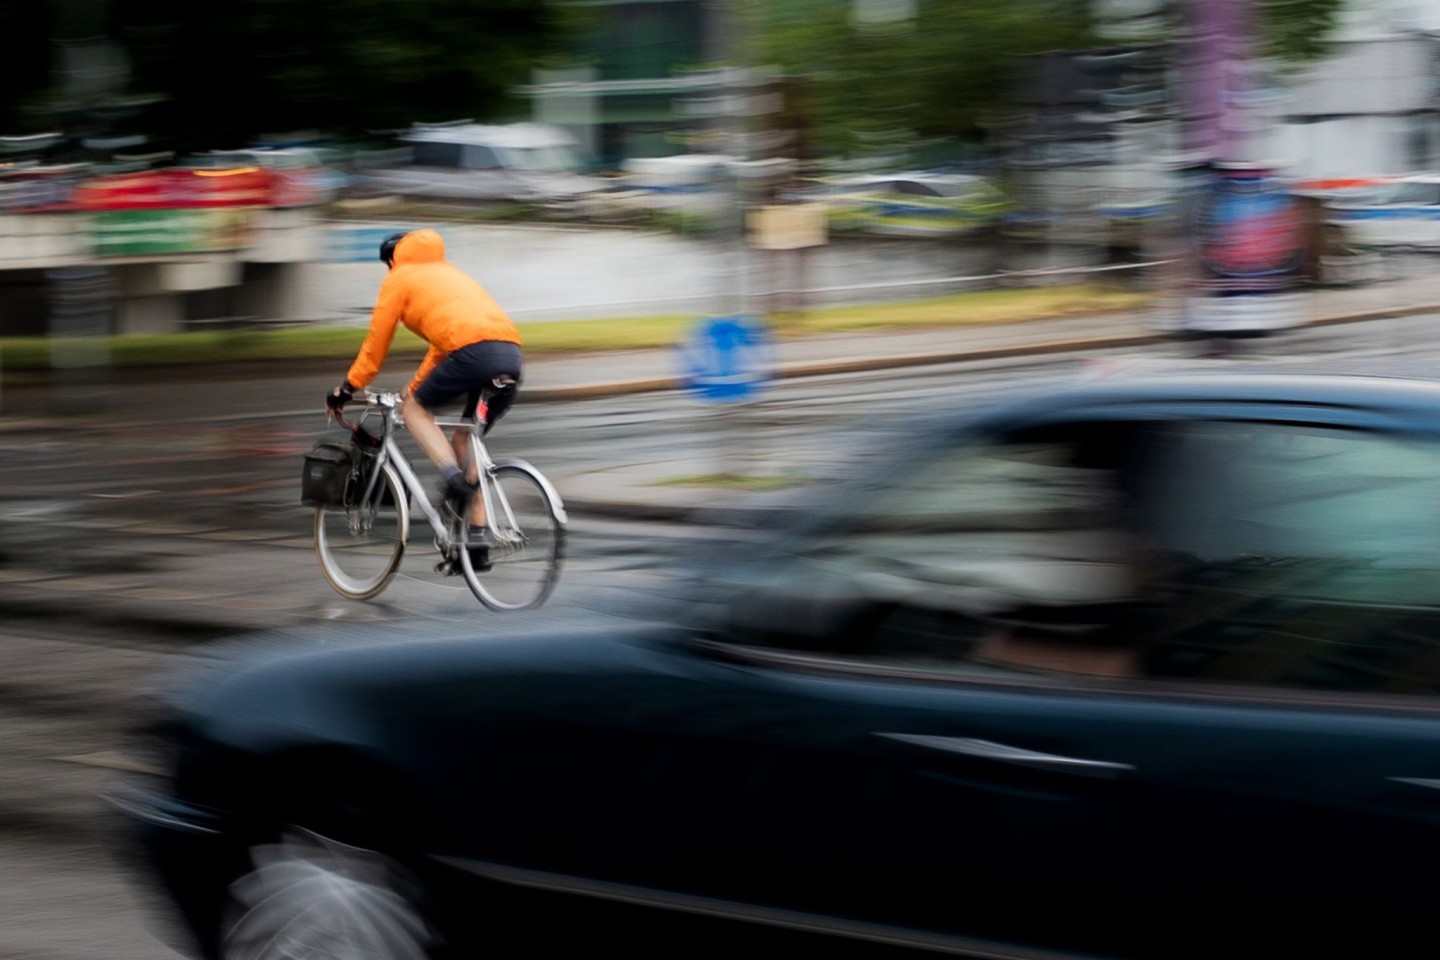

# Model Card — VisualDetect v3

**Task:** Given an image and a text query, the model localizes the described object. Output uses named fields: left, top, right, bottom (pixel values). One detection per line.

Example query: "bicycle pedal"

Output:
left=434, top=558, right=459, bottom=577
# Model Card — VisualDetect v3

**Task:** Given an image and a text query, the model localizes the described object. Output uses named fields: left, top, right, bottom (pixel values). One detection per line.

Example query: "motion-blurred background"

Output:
left=5, top=0, right=1432, bottom=345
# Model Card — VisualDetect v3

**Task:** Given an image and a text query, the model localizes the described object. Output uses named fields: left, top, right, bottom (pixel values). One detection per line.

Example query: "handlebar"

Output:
left=328, top=388, right=484, bottom=433
left=329, top=390, right=400, bottom=432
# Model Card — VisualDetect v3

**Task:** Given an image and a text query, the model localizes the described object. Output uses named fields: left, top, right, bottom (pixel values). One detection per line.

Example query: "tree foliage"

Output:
left=115, top=0, right=579, bottom=150
left=749, top=0, right=1096, bottom=159
left=0, top=4, right=57, bottom=133
left=749, top=0, right=1344, bottom=161
left=0, top=0, right=1351, bottom=159
left=1255, top=0, right=1345, bottom=64
left=0, top=0, right=577, bottom=150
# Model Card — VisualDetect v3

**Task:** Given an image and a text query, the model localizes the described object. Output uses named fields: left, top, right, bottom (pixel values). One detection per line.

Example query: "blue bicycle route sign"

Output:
left=676, top=314, right=774, bottom=404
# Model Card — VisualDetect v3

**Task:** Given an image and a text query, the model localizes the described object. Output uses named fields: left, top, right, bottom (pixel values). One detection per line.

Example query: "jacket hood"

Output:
left=393, top=228, right=446, bottom=266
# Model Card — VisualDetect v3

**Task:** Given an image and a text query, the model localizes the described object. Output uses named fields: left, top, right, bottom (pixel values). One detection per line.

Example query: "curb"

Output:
left=520, top=334, right=1171, bottom=402
left=508, top=301, right=1440, bottom=402
left=4, top=302, right=1439, bottom=417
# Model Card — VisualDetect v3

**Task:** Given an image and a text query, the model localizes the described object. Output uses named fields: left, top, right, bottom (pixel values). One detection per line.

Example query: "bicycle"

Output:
left=315, top=384, right=567, bottom=610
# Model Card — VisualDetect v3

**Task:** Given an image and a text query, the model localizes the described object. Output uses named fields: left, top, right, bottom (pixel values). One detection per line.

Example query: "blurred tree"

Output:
left=0, top=0, right=1351, bottom=154
left=0, top=4, right=58, bottom=133
left=105, top=0, right=577, bottom=152
left=1255, top=0, right=1344, bottom=64
left=746, top=0, right=1343, bottom=163
left=748, top=0, right=1097, bottom=161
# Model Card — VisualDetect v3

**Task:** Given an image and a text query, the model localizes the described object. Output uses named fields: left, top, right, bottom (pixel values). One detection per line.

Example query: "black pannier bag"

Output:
left=351, top=424, right=383, bottom=454
left=348, top=425, right=386, bottom=503
left=301, top=439, right=359, bottom=506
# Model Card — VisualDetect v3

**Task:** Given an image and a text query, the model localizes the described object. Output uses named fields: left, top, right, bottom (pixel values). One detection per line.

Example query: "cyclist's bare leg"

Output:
left=451, top=429, right=486, bottom=527
left=401, top=393, right=462, bottom=477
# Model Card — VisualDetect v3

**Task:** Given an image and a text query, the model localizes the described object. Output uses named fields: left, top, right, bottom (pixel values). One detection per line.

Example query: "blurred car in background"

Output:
left=795, top=171, right=1011, bottom=237
left=1326, top=173, right=1440, bottom=249
left=623, top=152, right=737, bottom=192
left=612, top=153, right=802, bottom=227
left=355, top=121, right=612, bottom=212
left=618, top=152, right=738, bottom=216
left=110, top=367, right=1440, bottom=960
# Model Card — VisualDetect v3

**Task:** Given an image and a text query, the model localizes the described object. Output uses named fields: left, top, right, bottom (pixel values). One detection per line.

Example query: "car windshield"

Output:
left=496, top=144, right=581, bottom=174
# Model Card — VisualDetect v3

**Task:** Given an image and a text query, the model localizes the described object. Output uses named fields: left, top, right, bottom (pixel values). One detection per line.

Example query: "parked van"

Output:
left=359, top=122, right=610, bottom=209
left=1327, top=174, right=1440, bottom=249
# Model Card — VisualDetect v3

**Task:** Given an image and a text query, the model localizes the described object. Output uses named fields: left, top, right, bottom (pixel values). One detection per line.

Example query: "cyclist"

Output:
left=325, top=227, right=522, bottom=568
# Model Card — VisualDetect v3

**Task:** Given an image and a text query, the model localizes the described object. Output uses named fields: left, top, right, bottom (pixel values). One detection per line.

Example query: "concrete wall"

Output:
left=0, top=212, right=1115, bottom=337
left=0, top=209, right=326, bottom=336
left=313, top=222, right=1109, bottom=325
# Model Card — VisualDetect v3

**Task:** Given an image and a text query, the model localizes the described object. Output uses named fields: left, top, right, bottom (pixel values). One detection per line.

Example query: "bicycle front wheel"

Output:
left=314, top=463, right=409, bottom=601
left=460, top=462, right=565, bottom=611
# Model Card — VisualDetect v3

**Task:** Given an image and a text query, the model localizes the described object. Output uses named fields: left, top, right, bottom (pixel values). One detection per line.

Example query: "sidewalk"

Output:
left=512, top=274, right=1440, bottom=401
left=2, top=277, right=1439, bottom=635
left=523, top=275, right=1440, bottom=520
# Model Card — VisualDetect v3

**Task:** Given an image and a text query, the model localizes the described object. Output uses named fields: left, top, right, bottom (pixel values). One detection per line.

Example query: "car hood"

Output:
left=147, top=614, right=687, bottom=745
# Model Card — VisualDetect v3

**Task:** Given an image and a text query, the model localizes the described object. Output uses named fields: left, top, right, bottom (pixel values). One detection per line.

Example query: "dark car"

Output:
left=111, top=368, right=1440, bottom=960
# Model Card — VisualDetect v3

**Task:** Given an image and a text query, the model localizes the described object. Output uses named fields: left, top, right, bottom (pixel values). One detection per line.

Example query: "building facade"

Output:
left=527, top=0, right=722, bottom=169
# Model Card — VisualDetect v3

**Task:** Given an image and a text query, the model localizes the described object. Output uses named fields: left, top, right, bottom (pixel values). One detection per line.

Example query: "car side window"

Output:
left=462, top=145, right=502, bottom=170
left=1132, top=421, right=1440, bottom=694
left=724, top=420, right=1144, bottom=674
left=732, top=419, right=1440, bottom=697
left=412, top=142, right=465, bottom=167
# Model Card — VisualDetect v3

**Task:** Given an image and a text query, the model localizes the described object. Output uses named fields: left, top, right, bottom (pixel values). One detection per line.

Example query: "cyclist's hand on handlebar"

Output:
left=325, top=382, right=355, bottom=416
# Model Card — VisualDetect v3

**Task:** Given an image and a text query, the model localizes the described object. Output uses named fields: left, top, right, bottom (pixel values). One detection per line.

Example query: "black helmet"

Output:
left=379, top=231, right=409, bottom=267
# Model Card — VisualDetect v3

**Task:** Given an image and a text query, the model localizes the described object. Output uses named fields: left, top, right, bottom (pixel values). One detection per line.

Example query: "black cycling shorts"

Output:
left=412, top=340, right=523, bottom=432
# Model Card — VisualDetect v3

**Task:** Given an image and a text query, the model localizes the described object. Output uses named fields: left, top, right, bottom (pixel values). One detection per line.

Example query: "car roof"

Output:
left=825, top=172, right=991, bottom=197
left=403, top=122, right=578, bottom=148
left=952, top=361, right=1440, bottom=433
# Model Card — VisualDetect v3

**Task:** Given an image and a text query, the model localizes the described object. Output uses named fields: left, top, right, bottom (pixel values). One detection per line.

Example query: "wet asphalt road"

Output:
left=6, top=314, right=1440, bottom=958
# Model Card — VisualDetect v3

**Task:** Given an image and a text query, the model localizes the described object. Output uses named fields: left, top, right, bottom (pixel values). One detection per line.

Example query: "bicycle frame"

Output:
left=320, top=389, right=567, bottom=609
left=343, top=393, right=566, bottom=550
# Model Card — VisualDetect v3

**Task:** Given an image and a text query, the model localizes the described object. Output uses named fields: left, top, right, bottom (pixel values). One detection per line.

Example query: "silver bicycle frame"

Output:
left=347, top=397, right=519, bottom=549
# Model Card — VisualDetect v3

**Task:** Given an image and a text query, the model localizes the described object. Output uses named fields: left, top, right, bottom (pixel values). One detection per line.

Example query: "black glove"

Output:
left=325, top=382, right=355, bottom=413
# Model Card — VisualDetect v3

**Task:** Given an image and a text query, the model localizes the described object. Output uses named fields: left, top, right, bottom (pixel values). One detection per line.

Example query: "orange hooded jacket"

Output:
left=345, top=228, right=521, bottom=395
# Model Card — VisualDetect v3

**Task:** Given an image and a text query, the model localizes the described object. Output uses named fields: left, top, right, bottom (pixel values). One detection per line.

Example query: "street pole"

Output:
left=1173, top=0, right=1308, bottom=354
left=1178, top=0, right=1257, bottom=166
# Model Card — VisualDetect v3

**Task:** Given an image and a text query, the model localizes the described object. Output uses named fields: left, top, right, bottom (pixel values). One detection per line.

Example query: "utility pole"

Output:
left=1177, top=0, right=1259, bottom=166
left=1169, top=0, right=1308, bottom=352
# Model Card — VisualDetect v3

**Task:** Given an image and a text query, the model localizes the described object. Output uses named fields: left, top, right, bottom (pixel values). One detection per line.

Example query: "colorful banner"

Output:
left=72, top=167, right=276, bottom=211
left=89, top=208, right=254, bottom=257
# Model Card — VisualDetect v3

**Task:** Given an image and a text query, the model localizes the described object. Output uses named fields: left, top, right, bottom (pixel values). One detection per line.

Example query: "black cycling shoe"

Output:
left=466, top=526, right=493, bottom=573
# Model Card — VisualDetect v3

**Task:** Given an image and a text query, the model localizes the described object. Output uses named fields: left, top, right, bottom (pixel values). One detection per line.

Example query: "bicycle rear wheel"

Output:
left=314, top=463, right=409, bottom=601
left=459, top=462, right=565, bottom=611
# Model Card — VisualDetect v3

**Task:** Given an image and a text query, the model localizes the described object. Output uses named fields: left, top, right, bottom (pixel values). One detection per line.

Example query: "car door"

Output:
left=679, top=409, right=1440, bottom=959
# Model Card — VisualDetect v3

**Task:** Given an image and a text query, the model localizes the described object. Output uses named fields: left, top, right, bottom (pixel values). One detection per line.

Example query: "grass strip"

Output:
left=0, top=283, right=1152, bottom=372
